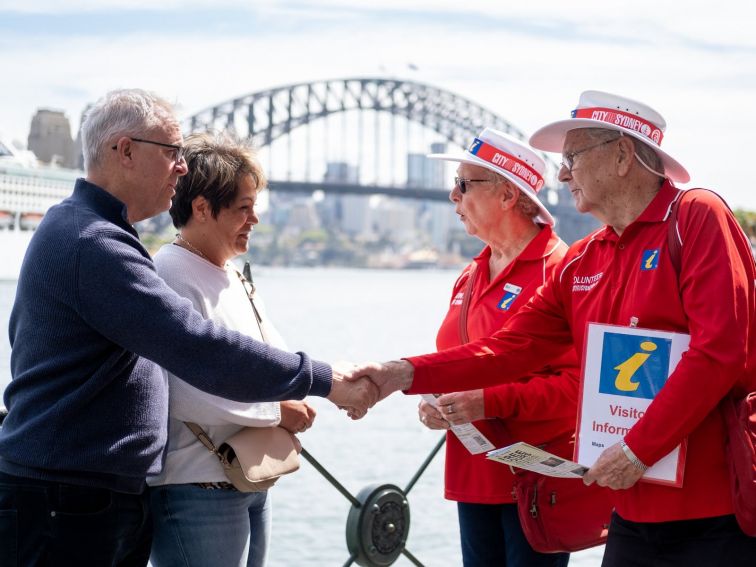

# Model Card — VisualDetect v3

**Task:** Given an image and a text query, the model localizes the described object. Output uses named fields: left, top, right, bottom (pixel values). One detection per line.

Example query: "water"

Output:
left=0, top=269, right=603, bottom=566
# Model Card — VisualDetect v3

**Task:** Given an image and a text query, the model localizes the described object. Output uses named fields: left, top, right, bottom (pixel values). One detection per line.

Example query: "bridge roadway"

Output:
left=268, top=180, right=450, bottom=201
left=265, top=179, right=600, bottom=243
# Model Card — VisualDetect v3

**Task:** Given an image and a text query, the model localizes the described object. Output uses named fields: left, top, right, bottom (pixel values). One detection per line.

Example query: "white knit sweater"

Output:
left=148, top=244, right=286, bottom=485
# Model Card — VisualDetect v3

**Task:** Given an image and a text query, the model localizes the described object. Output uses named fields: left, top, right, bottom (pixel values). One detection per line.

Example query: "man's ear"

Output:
left=112, top=137, right=134, bottom=167
left=499, top=181, right=519, bottom=211
left=616, top=136, right=635, bottom=176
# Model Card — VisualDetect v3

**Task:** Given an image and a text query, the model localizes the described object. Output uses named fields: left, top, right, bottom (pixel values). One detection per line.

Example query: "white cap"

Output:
left=428, top=128, right=553, bottom=225
left=529, top=90, right=689, bottom=183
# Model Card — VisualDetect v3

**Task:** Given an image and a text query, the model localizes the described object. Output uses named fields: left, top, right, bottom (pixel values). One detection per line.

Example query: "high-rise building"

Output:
left=27, top=109, right=77, bottom=168
left=371, top=197, right=416, bottom=241
left=406, top=141, right=461, bottom=250
left=324, top=162, right=359, bottom=184
left=323, top=161, right=369, bottom=235
left=406, top=142, right=446, bottom=189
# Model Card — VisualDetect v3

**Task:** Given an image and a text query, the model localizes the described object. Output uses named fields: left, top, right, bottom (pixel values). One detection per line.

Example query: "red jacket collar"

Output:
left=594, top=180, right=679, bottom=241
left=473, top=224, right=561, bottom=266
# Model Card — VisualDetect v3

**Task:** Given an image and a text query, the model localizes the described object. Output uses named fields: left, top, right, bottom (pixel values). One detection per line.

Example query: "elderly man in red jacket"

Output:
left=356, top=90, right=756, bottom=566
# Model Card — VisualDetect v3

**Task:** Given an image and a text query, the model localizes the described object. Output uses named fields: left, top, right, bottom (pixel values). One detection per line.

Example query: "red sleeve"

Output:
left=406, top=264, right=574, bottom=394
left=483, top=350, right=580, bottom=420
left=625, top=191, right=756, bottom=464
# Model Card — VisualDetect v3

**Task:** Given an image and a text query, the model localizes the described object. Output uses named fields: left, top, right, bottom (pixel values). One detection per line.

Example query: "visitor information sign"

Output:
left=576, top=323, right=690, bottom=486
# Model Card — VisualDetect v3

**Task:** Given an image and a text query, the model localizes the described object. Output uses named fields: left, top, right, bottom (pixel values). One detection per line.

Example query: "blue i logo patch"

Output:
left=640, top=249, right=660, bottom=271
left=498, top=283, right=522, bottom=311
left=598, top=333, right=672, bottom=399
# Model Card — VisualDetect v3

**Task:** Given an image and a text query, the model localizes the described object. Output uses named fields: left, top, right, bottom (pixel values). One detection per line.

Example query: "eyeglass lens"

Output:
left=560, top=138, right=619, bottom=172
left=454, top=177, right=468, bottom=193
left=131, top=137, right=184, bottom=163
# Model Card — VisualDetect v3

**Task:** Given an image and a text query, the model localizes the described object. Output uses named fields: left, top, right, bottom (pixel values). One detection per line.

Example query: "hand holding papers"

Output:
left=421, top=394, right=494, bottom=454
left=418, top=399, right=449, bottom=430
left=583, top=441, right=647, bottom=490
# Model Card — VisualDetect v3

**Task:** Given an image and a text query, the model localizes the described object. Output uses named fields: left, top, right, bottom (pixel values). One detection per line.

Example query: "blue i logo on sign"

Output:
left=598, top=333, right=672, bottom=399
left=641, top=249, right=660, bottom=271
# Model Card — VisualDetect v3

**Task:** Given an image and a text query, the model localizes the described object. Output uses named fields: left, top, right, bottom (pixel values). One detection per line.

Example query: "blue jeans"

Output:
left=0, top=471, right=152, bottom=567
left=457, top=502, right=570, bottom=567
left=149, top=484, right=271, bottom=567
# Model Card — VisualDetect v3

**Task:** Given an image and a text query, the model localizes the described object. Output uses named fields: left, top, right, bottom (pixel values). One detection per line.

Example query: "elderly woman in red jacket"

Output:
left=418, top=128, right=580, bottom=567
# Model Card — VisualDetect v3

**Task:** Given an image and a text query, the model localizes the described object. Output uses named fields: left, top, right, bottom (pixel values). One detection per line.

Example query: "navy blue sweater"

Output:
left=0, top=179, right=332, bottom=492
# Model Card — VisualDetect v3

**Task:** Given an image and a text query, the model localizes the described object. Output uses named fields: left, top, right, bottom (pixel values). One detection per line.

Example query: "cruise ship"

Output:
left=0, top=139, right=81, bottom=280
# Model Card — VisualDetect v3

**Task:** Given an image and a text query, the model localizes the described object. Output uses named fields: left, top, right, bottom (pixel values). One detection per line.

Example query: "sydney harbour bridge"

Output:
left=185, top=78, right=597, bottom=244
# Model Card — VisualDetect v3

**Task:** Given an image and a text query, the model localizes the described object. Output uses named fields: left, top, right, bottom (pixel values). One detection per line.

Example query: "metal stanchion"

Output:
left=301, top=435, right=447, bottom=567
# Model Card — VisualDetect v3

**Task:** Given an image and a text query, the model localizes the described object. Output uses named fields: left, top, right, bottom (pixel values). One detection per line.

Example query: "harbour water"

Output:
left=0, top=268, right=603, bottom=566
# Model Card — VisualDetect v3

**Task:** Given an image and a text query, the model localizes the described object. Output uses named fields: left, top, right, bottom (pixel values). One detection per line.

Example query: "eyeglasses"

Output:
left=560, top=137, right=619, bottom=173
left=111, top=137, right=185, bottom=163
left=454, top=176, right=494, bottom=194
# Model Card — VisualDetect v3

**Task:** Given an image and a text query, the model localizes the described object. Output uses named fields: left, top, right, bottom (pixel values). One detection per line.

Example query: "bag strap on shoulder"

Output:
left=666, top=190, right=684, bottom=275
left=667, top=189, right=755, bottom=401
left=667, top=188, right=737, bottom=276
left=457, top=263, right=477, bottom=345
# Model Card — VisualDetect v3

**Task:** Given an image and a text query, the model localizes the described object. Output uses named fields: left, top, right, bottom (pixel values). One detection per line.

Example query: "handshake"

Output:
left=325, top=359, right=415, bottom=419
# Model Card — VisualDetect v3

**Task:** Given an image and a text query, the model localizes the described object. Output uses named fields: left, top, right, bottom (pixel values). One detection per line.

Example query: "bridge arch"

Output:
left=185, top=77, right=561, bottom=183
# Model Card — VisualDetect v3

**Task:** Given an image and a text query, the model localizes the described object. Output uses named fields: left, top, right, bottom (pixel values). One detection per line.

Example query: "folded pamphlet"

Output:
left=486, top=441, right=589, bottom=478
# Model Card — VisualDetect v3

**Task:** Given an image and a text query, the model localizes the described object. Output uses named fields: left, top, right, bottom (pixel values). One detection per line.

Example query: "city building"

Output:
left=27, top=109, right=77, bottom=168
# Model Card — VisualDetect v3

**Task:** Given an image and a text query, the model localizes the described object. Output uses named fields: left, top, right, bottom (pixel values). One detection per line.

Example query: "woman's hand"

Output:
left=418, top=399, right=450, bottom=430
left=279, top=400, right=317, bottom=434
left=436, top=390, right=485, bottom=426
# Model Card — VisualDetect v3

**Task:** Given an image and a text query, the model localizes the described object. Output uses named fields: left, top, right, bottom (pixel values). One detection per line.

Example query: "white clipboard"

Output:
left=576, top=323, right=690, bottom=486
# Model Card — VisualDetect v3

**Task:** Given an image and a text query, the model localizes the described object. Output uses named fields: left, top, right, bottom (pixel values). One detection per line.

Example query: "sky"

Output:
left=1, top=0, right=755, bottom=208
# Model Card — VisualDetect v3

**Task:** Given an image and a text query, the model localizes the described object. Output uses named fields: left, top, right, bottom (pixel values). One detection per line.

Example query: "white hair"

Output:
left=80, top=89, right=179, bottom=171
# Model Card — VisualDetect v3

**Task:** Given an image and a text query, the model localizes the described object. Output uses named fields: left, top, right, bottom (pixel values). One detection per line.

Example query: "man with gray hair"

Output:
left=356, top=91, right=756, bottom=565
left=0, top=89, right=376, bottom=566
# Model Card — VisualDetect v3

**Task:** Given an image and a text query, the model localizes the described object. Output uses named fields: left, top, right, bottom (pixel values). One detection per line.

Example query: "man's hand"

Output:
left=436, top=390, right=484, bottom=426
left=327, top=363, right=379, bottom=419
left=583, top=442, right=646, bottom=490
left=418, top=399, right=450, bottom=430
left=347, top=360, right=414, bottom=401
left=279, top=400, right=316, bottom=434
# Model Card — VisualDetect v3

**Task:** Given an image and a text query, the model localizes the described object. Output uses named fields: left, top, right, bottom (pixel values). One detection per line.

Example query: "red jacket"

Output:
left=436, top=225, right=580, bottom=504
left=408, top=181, right=756, bottom=522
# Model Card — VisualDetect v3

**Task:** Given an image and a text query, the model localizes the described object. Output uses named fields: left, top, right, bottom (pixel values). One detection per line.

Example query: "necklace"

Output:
left=174, top=233, right=209, bottom=261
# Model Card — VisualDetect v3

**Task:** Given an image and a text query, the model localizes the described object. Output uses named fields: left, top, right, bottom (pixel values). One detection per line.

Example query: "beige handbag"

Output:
left=185, top=422, right=301, bottom=492
left=183, top=263, right=301, bottom=492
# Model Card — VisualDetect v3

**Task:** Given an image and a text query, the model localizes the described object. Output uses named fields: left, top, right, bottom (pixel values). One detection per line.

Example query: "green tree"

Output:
left=734, top=209, right=756, bottom=241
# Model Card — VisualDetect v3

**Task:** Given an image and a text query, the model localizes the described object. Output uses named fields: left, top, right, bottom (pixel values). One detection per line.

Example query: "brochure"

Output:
left=487, top=441, right=588, bottom=478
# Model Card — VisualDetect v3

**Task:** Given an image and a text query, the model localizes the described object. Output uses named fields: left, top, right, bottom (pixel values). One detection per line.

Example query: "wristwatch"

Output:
left=620, top=440, right=649, bottom=472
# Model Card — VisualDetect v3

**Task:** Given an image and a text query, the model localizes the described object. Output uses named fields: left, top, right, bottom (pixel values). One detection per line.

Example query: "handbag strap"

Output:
left=183, top=262, right=270, bottom=466
left=184, top=421, right=231, bottom=467
left=457, top=263, right=478, bottom=345
left=237, top=261, right=268, bottom=343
